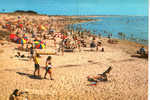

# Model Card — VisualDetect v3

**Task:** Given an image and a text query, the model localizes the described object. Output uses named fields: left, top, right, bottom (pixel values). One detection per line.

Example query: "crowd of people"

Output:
left=1, top=15, right=146, bottom=80
left=1, top=15, right=105, bottom=78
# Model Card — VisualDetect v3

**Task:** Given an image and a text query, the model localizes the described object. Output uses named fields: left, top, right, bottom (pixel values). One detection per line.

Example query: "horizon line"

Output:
left=0, top=11, right=148, bottom=17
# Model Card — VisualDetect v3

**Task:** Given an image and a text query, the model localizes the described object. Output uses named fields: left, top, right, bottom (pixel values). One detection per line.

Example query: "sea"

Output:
left=72, top=16, right=148, bottom=45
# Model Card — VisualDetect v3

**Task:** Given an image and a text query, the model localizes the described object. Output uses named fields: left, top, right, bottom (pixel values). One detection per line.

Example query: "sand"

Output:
left=0, top=14, right=148, bottom=100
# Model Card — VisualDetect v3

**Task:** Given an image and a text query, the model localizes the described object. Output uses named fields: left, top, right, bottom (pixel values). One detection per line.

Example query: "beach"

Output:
left=0, top=13, right=148, bottom=100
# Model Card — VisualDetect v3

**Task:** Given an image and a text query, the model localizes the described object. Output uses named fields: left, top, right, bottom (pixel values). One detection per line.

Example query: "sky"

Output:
left=0, top=0, right=148, bottom=16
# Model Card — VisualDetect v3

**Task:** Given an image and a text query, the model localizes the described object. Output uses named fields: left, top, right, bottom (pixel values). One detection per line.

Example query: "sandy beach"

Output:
left=0, top=13, right=148, bottom=100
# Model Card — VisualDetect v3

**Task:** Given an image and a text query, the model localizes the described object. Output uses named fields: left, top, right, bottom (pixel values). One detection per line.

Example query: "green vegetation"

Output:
left=14, top=10, right=38, bottom=14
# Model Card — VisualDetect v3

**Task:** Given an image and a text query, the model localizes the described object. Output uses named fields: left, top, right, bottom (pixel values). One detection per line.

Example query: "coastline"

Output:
left=0, top=13, right=148, bottom=47
left=0, top=13, right=147, bottom=47
left=0, top=13, right=148, bottom=100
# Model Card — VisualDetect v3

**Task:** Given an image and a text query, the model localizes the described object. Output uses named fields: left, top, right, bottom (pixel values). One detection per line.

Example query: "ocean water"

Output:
left=72, top=16, right=148, bottom=45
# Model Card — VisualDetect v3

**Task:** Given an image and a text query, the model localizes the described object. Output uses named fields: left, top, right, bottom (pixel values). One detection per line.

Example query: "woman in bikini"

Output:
left=44, top=56, right=54, bottom=80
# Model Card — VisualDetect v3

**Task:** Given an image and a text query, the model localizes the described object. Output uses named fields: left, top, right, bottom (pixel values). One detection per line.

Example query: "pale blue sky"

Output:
left=0, top=0, right=148, bottom=15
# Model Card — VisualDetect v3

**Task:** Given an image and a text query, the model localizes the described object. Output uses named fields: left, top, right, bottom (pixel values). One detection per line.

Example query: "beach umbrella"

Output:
left=39, top=40, right=45, bottom=44
left=37, top=40, right=42, bottom=43
left=23, top=36, right=28, bottom=41
left=10, top=34, right=18, bottom=42
left=34, top=40, right=46, bottom=49
left=10, top=34, right=16, bottom=40
left=35, top=43, right=45, bottom=49
left=17, top=38, right=26, bottom=44
left=34, top=41, right=40, bottom=45
left=34, top=40, right=44, bottom=44
left=22, top=34, right=28, bottom=41
left=23, top=36, right=28, bottom=39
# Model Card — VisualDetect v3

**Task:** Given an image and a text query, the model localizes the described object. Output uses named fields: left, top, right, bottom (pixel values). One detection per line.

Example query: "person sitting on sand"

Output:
left=80, top=39, right=86, bottom=47
left=15, top=52, right=21, bottom=58
left=90, top=40, right=96, bottom=51
left=44, top=56, right=54, bottom=80
left=9, top=89, right=20, bottom=100
left=33, top=53, right=41, bottom=77
left=25, top=44, right=29, bottom=52
left=9, top=89, right=28, bottom=100
left=87, top=67, right=112, bottom=85
left=138, top=46, right=146, bottom=55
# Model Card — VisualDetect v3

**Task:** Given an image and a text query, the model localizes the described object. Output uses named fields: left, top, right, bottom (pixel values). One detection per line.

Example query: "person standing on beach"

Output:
left=58, top=38, right=64, bottom=55
left=53, top=36, right=56, bottom=48
left=29, top=44, right=34, bottom=60
left=96, top=41, right=102, bottom=51
left=44, top=56, right=54, bottom=80
left=77, top=39, right=81, bottom=52
left=90, top=37, right=96, bottom=51
left=33, top=53, right=41, bottom=77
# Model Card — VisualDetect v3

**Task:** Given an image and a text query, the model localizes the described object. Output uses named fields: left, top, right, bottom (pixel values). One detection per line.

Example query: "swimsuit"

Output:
left=34, top=57, right=40, bottom=70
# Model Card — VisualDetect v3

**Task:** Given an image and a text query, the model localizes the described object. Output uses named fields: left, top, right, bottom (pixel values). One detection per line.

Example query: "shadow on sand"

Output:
left=131, top=54, right=148, bottom=59
left=16, top=72, right=43, bottom=80
left=83, top=49, right=96, bottom=52
left=57, top=64, right=81, bottom=68
left=19, top=58, right=30, bottom=61
left=88, top=60, right=100, bottom=64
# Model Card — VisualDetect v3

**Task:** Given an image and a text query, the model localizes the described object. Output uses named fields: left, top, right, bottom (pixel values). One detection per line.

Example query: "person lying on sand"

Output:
left=87, top=67, right=112, bottom=85
left=15, top=52, right=26, bottom=58
left=44, top=56, right=54, bottom=80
